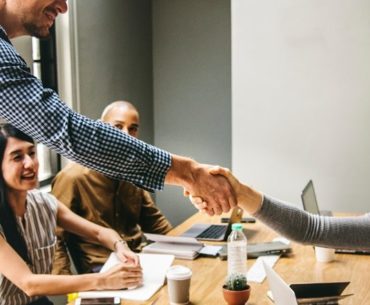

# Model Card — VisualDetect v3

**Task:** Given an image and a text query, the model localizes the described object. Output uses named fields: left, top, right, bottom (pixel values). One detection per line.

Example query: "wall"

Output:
left=70, top=0, right=154, bottom=143
left=58, top=0, right=231, bottom=226
left=12, top=37, right=32, bottom=66
left=152, top=0, right=232, bottom=225
left=232, top=0, right=370, bottom=212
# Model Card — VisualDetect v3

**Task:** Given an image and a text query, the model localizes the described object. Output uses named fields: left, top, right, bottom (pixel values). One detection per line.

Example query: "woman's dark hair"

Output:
left=0, top=124, right=34, bottom=264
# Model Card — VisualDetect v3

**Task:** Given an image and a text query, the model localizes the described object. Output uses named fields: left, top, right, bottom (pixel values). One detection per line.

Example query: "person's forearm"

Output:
left=165, top=154, right=195, bottom=188
left=96, top=227, right=123, bottom=252
left=235, top=183, right=263, bottom=214
left=254, top=195, right=370, bottom=250
left=58, top=204, right=122, bottom=251
left=0, top=47, right=171, bottom=191
left=20, top=273, right=103, bottom=296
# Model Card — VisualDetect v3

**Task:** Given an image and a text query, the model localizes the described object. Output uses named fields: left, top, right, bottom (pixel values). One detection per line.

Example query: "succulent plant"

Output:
left=224, top=273, right=248, bottom=291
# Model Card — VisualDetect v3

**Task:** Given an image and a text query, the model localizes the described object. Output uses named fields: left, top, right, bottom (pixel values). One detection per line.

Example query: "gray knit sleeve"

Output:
left=254, top=195, right=370, bottom=250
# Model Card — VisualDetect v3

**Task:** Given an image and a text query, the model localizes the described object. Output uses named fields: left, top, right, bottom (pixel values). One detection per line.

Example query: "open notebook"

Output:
left=78, top=253, right=174, bottom=301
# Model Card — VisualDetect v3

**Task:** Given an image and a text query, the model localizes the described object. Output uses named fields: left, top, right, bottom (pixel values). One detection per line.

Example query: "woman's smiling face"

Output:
left=1, top=137, right=39, bottom=192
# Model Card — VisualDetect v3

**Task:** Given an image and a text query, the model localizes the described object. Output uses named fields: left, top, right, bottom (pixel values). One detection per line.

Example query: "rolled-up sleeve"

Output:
left=0, top=29, right=171, bottom=191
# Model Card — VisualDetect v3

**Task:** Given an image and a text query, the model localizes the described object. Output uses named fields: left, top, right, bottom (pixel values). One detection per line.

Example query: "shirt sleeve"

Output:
left=254, top=195, right=370, bottom=250
left=0, top=35, right=171, bottom=192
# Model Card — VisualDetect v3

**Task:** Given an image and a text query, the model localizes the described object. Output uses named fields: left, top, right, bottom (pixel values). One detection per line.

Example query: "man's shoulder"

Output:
left=0, top=31, right=28, bottom=66
left=55, top=162, right=92, bottom=181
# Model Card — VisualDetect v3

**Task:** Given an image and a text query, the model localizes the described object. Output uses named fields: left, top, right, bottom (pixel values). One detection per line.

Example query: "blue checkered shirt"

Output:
left=0, top=27, right=171, bottom=191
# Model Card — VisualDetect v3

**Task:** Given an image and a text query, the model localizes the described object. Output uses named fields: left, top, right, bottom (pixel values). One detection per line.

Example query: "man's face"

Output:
left=16, top=0, right=68, bottom=38
left=103, top=106, right=140, bottom=138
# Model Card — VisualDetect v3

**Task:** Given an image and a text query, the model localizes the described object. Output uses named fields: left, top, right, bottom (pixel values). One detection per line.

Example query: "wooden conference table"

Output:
left=74, top=211, right=370, bottom=305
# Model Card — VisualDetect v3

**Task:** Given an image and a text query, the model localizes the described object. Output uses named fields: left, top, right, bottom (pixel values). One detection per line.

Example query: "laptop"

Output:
left=264, top=261, right=298, bottom=305
left=218, top=240, right=292, bottom=260
left=264, top=261, right=352, bottom=305
left=181, top=207, right=243, bottom=241
left=301, top=180, right=332, bottom=216
left=301, top=180, right=370, bottom=255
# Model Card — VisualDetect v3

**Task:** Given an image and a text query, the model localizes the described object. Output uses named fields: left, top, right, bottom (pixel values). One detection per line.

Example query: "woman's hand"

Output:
left=99, top=263, right=143, bottom=290
left=114, top=241, right=140, bottom=267
left=209, top=166, right=263, bottom=214
left=186, top=166, right=263, bottom=215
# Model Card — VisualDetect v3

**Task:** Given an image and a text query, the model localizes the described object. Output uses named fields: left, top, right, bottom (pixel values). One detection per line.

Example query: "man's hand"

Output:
left=187, top=166, right=263, bottom=215
left=165, top=155, right=237, bottom=215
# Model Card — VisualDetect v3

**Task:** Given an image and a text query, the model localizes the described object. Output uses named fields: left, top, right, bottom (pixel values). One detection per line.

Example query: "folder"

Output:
left=142, top=233, right=204, bottom=260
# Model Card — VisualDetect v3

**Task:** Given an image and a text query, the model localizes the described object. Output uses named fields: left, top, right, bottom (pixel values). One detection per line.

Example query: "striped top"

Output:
left=0, top=190, right=58, bottom=305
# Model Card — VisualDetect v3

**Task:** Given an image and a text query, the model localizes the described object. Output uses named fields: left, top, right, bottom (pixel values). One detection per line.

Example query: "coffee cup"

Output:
left=166, top=265, right=192, bottom=305
left=315, top=246, right=335, bottom=263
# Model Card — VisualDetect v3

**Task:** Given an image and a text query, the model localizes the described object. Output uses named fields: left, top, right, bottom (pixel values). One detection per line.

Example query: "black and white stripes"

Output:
left=0, top=190, right=57, bottom=305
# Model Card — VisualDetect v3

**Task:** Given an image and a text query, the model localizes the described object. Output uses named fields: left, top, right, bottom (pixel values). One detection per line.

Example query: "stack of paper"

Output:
left=78, top=252, right=174, bottom=301
left=142, top=233, right=204, bottom=260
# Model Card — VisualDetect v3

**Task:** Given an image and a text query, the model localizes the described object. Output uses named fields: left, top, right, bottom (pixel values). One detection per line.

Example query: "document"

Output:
left=142, top=233, right=204, bottom=260
left=78, top=253, right=174, bottom=301
left=247, top=255, right=280, bottom=283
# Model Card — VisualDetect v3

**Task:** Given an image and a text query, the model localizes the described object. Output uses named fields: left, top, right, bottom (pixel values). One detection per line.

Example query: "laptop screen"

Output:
left=301, top=180, right=320, bottom=215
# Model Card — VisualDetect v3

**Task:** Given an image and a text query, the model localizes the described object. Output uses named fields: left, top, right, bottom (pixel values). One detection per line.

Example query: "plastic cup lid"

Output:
left=166, top=265, right=192, bottom=280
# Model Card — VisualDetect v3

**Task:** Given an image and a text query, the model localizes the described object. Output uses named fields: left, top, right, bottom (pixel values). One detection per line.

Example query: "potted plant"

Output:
left=222, top=273, right=251, bottom=305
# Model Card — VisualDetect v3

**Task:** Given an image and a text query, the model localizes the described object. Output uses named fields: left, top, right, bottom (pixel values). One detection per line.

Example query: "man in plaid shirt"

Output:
left=0, top=0, right=235, bottom=215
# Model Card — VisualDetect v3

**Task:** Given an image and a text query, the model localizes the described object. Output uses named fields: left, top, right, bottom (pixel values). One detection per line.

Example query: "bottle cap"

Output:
left=231, top=223, right=243, bottom=231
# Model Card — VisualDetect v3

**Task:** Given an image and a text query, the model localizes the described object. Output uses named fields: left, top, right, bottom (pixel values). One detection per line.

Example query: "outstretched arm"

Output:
left=206, top=167, right=370, bottom=250
left=255, top=195, right=370, bottom=250
left=0, top=36, right=235, bottom=215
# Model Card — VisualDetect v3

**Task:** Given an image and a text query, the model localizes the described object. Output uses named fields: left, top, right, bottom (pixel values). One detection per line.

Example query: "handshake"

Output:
left=166, top=155, right=263, bottom=216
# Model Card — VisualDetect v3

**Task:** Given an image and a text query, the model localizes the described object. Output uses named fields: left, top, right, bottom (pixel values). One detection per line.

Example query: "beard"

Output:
left=23, top=22, right=51, bottom=39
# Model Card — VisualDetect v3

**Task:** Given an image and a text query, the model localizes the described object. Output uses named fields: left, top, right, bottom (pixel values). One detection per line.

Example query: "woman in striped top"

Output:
left=0, top=124, right=143, bottom=305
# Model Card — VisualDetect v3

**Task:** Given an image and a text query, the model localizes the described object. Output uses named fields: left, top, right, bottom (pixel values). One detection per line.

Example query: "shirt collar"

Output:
left=0, top=26, right=12, bottom=44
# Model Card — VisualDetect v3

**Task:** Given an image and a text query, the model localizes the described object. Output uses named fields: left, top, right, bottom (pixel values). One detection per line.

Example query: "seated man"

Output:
left=52, top=101, right=172, bottom=274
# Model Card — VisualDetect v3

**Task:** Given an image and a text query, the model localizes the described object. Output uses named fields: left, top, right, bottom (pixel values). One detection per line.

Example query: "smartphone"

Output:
left=75, top=297, right=120, bottom=305
left=221, top=217, right=256, bottom=223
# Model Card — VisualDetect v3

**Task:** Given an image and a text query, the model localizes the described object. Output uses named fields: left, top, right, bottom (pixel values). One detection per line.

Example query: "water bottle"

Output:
left=227, top=223, right=247, bottom=276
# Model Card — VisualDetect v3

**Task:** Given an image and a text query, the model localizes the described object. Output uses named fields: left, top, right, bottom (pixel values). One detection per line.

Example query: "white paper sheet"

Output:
left=247, top=255, right=280, bottom=283
left=199, top=245, right=222, bottom=256
left=78, top=253, right=174, bottom=301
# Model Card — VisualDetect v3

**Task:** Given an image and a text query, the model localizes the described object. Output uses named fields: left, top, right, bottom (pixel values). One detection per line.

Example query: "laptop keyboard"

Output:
left=197, top=225, right=227, bottom=239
